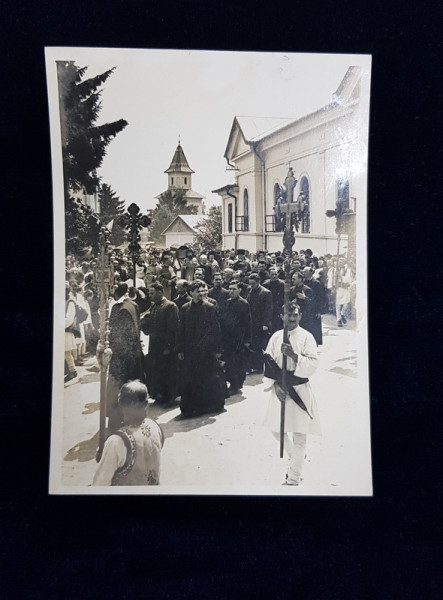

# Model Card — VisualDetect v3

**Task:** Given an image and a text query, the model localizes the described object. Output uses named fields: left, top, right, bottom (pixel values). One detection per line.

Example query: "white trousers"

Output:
left=336, top=302, right=350, bottom=322
left=273, top=432, right=307, bottom=484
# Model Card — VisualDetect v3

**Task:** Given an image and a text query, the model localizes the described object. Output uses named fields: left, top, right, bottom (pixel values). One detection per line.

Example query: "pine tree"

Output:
left=149, top=189, right=197, bottom=245
left=97, top=183, right=127, bottom=247
left=98, top=183, right=126, bottom=224
left=57, top=61, right=128, bottom=256
left=193, top=205, right=222, bottom=253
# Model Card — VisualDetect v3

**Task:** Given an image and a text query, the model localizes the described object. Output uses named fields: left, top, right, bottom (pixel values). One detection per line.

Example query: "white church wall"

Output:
left=165, top=232, right=195, bottom=247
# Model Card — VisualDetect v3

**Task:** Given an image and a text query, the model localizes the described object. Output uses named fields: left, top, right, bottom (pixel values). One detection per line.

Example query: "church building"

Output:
left=212, top=66, right=368, bottom=256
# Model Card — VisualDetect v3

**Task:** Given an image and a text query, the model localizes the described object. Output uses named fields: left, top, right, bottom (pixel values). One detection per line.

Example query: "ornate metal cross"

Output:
left=118, top=203, right=151, bottom=287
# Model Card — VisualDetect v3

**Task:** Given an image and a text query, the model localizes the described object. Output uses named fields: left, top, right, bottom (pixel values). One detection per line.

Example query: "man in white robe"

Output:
left=263, top=301, right=321, bottom=485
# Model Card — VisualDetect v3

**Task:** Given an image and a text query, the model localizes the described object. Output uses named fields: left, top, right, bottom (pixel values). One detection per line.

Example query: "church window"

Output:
left=336, top=172, right=350, bottom=212
left=273, top=182, right=284, bottom=232
left=171, top=177, right=174, bottom=185
left=184, top=177, right=187, bottom=185
left=243, top=189, right=249, bottom=231
left=228, top=203, right=233, bottom=233
left=299, top=176, right=311, bottom=234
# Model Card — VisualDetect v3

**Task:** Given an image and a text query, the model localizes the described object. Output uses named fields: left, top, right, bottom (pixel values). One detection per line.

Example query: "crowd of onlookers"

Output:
left=64, top=245, right=356, bottom=385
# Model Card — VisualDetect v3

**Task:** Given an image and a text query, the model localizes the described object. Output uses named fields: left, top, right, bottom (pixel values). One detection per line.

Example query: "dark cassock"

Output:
left=208, top=284, right=229, bottom=326
left=289, top=280, right=312, bottom=316
left=246, top=277, right=273, bottom=373
left=263, top=277, right=285, bottom=333
left=299, top=277, right=323, bottom=346
left=107, top=297, right=144, bottom=430
left=222, top=293, right=251, bottom=392
left=199, top=262, right=214, bottom=286
left=140, top=297, right=179, bottom=405
left=177, top=298, right=225, bottom=418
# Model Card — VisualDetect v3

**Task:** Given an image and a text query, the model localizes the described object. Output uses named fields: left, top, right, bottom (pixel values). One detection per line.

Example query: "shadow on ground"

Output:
left=329, top=366, right=357, bottom=378
left=161, top=413, right=219, bottom=439
left=82, top=402, right=100, bottom=415
left=224, top=392, right=247, bottom=406
left=65, top=430, right=99, bottom=462
left=79, top=372, right=100, bottom=384
left=333, top=351, right=357, bottom=363
left=244, top=373, right=264, bottom=387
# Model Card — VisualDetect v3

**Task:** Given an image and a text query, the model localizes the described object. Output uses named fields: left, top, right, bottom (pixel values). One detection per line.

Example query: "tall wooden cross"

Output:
left=94, top=227, right=114, bottom=462
left=278, top=170, right=300, bottom=458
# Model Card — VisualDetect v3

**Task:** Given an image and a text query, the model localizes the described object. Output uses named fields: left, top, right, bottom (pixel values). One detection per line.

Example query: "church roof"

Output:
left=165, top=143, right=195, bottom=174
left=154, top=188, right=205, bottom=200
left=234, top=116, right=296, bottom=143
left=224, top=67, right=362, bottom=161
left=161, top=214, right=207, bottom=235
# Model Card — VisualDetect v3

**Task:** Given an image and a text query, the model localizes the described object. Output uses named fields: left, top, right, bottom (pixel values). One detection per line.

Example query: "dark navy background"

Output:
left=1, top=2, right=441, bottom=598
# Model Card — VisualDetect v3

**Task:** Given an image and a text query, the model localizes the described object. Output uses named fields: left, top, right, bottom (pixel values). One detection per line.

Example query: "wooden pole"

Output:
left=95, top=230, right=114, bottom=463
left=280, top=255, right=291, bottom=458
left=279, top=170, right=299, bottom=458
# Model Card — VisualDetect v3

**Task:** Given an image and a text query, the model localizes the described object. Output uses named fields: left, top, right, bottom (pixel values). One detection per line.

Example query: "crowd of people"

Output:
left=64, top=245, right=356, bottom=486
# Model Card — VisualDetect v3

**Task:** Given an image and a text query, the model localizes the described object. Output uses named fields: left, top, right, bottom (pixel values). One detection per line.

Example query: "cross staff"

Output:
left=118, top=203, right=151, bottom=287
left=94, top=228, right=114, bottom=462
left=278, top=170, right=301, bottom=458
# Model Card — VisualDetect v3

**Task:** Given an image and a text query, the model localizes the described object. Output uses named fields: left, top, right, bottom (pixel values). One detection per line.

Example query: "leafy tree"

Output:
left=57, top=61, right=128, bottom=255
left=149, top=189, right=197, bottom=245
left=193, top=205, right=222, bottom=253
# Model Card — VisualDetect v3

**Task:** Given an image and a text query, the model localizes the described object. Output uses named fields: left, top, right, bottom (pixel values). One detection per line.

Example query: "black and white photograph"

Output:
left=46, top=48, right=372, bottom=495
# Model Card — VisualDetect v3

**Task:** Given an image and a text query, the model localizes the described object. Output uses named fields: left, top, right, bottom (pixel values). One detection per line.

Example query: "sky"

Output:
left=47, top=48, right=371, bottom=214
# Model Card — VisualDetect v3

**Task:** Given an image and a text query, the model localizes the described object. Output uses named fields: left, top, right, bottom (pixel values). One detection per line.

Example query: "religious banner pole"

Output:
left=94, top=227, right=114, bottom=462
left=279, top=168, right=300, bottom=458
left=118, top=203, right=152, bottom=287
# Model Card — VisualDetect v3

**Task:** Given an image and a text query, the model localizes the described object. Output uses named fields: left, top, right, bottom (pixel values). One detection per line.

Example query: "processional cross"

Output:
left=94, top=227, right=114, bottom=462
left=278, top=168, right=302, bottom=458
left=118, top=203, right=152, bottom=288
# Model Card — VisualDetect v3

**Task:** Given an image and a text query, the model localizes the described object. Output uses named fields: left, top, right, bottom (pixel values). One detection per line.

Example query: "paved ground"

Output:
left=59, top=315, right=372, bottom=496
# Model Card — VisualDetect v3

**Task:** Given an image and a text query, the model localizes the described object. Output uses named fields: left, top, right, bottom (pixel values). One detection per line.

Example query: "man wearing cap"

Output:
left=262, top=301, right=321, bottom=485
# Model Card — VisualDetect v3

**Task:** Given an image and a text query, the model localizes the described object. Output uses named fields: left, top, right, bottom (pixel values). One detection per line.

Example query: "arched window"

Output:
left=274, top=182, right=284, bottom=232
left=243, top=189, right=249, bottom=231
left=299, top=176, right=310, bottom=234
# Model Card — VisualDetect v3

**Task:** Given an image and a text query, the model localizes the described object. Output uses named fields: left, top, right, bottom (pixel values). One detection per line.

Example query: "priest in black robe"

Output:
left=177, top=280, right=225, bottom=418
left=222, top=281, right=251, bottom=395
